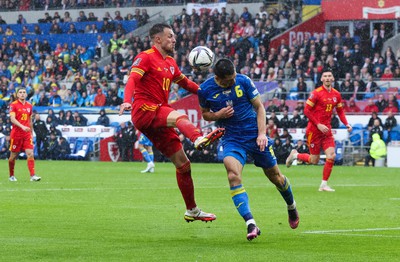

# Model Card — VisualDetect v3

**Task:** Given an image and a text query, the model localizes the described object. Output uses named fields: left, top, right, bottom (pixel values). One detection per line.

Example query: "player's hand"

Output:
left=217, top=106, right=234, bottom=119
left=119, top=102, right=132, bottom=115
left=22, top=126, right=31, bottom=132
left=346, top=124, right=352, bottom=133
left=317, top=123, right=329, bottom=134
left=257, top=134, right=267, bottom=152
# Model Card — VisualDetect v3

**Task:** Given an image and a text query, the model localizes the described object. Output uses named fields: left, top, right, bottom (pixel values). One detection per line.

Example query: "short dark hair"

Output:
left=214, top=58, right=235, bottom=78
left=149, top=24, right=172, bottom=39
left=321, top=68, right=333, bottom=75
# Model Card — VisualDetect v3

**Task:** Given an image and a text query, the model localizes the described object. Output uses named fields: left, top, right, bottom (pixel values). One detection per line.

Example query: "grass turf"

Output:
left=0, top=160, right=399, bottom=261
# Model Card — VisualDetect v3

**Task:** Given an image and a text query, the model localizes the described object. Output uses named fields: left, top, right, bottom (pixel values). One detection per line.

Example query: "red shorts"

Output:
left=131, top=101, right=182, bottom=158
left=10, top=133, right=34, bottom=152
left=306, top=128, right=335, bottom=155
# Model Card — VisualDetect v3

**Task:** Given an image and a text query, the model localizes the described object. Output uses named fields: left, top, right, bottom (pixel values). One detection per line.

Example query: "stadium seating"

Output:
left=67, top=138, right=94, bottom=160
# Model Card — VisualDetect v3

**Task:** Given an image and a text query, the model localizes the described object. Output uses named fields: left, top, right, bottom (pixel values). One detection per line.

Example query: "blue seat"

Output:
left=352, top=123, right=364, bottom=130
left=67, top=138, right=93, bottom=160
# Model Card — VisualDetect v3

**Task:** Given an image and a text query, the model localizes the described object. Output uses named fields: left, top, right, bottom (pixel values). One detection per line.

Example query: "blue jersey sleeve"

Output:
left=242, top=75, right=260, bottom=101
left=197, top=86, right=208, bottom=109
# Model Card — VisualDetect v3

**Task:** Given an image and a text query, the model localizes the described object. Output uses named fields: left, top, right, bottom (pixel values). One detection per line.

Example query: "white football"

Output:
left=188, top=46, right=215, bottom=72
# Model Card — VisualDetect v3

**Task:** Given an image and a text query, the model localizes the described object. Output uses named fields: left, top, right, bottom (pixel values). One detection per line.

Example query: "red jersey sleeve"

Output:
left=124, top=53, right=150, bottom=103
left=304, top=90, right=320, bottom=126
left=335, top=94, right=349, bottom=126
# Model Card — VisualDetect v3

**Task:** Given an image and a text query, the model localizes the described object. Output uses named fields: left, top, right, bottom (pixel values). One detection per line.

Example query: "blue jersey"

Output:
left=198, top=74, right=260, bottom=140
left=198, top=74, right=276, bottom=168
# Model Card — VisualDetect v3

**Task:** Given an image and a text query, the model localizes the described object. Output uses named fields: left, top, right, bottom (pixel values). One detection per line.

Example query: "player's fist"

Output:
left=119, top=102, right=132, bottom=115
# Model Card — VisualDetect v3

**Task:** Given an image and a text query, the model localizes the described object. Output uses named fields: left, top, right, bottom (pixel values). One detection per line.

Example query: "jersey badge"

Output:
left=170, top=66, right=175, bottom=75
left=333, top=97, right=337, bottom=103
left=157, top=67, right=162, bottom=71
left=132, top=58, right=141, bottom=66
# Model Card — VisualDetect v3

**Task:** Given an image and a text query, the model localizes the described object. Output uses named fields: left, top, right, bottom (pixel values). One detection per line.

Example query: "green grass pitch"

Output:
left=0, top=160, right=399, bottom=261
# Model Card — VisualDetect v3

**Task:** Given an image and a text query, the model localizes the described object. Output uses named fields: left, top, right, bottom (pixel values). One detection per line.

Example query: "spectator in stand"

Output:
left=100, top=19, right=115, bottom=33
left=280, top=129, right=293, bottom=141
left=346, top=98, right=361, bottom=113
left=77, top=11, right=88, bottom=22
left=67, top=23, right=78, bottom=34
left=94, top=88, right=106, bottom=107
left=289, top=109, right=302, bottom=128
left=17, top=14, right=27, bottom=24
left=296, top=77, right=307, bottom=100
left=62, top=11, right=73, bottom=22
left=375, top=94, right=388, bottom=112
left=369, top=29, right=383, bottom=57
left=96, top=109, right=110, bottom=126
left=339, top=80, right=353, bottom=100
left=383, top=102, right=399, bottom=113
left=369, top=119, right=384, bottom=142
left=367, top=111, right=383, bottom=131
left=49, top=23, right=63, bottom=34
left=387, top=93, right=399, bottom=110
left=381, top=67, right=393, bottom=81
left=266, top=118, right=278, bottom=139
left=295, top=101, right=304, bottom=115
left=0, top=16, right=7, bottom=24
left=269, top=112, right=281, bottom=128
left=278, top=99, right=289, bottom=112
left=57, top=110, right=66, bottom=125
left=331, top=112, right=340, bottom=128
left=365, top=75, right=379, bottom=95
left=384, top=111, right=398, bottom=132
left=364, top=99, right=379, bottom=113
left=266, top=100, right=279, bottom=113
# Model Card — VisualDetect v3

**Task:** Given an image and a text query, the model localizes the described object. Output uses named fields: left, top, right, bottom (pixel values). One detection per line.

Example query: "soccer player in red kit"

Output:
left=286, top=69, right=352, bottom=191
left=119, top=23, right=224, bottom=221
left=8, top=88, right=41, bottom=182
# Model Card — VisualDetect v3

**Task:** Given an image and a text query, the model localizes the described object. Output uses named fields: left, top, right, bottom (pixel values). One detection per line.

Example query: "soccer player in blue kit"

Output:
left=198, top=58, right=299, bottom=241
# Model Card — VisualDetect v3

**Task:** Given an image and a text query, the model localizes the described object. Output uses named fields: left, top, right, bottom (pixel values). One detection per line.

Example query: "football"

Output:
left=188, top=46, right=215, bottom=72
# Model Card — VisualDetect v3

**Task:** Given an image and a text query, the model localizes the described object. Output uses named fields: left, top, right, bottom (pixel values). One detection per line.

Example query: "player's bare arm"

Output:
left=251, top=96, right=267, bottom=152
left=200, top=106, right=234, bottom=121
left=10, top=114, right=30, bottom=132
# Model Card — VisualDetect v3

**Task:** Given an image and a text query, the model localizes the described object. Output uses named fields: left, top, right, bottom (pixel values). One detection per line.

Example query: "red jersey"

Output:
left=9, top=100, right=33, bottom=138
left=305, top=86, right=344, bottom=129
left=128, top=46, right=184, bottom=105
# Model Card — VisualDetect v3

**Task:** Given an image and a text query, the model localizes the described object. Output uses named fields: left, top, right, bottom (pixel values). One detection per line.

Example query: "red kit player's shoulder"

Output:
left=331, top=87, right=341, bottom=95
left=314, top=86, right=324, bottom=92
left=10, top=100, right=19, bottom=106
left=143, top=48, right=155, bottom=55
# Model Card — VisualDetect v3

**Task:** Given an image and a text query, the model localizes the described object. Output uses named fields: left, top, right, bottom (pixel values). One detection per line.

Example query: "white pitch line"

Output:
left=390, top=198, right=400, bottom=200
left=316, top=233, right=400, bottom=238
left=304, top=227, right=400, bottom=234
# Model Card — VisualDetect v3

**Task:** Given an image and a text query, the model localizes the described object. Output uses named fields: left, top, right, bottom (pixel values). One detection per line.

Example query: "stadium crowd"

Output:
left=0, top=1, right=399, bottom=162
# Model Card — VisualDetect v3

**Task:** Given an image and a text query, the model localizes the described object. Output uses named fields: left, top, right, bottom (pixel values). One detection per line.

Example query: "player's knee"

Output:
left=327, top=153, right=336, bottom=161
left=227, top=171, right=241, bottom=185
left=309, top=157, right=319, bottom=165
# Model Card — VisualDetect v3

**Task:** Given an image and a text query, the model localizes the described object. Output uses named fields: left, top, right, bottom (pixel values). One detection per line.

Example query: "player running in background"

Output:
left=286, top=69, right=352, bottom=192
left=119, top=23, right=224, bottom=222
left=8, top=88, right=41, bottom=182
left=138, top=133, right=155, bottom=173
left=198, top=58, right=299, bottom=241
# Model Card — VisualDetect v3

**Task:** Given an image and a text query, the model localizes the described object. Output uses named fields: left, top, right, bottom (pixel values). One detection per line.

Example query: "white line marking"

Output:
left=390, top=198, right=400, bottom=200
left=315, top=233, right=400, bottom=238
left=303, top=227, right=400, bottom=234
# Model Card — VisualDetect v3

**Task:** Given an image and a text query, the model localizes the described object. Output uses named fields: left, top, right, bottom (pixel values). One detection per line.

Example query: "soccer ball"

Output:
left=188, top=46, right=215, bottom=72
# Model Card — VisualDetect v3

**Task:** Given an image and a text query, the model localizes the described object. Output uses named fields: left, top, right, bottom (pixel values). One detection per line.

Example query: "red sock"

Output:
left=298, top=153, right=310, bottom=163
left=9, top=159, right=15, bottom=177
left=323, top=158, right=334, bottom=181
left=175, top=115, right=202, bottom=143
left=27, top=157, right=35, bottom=176
left=176, top=161, right=196, bottom=210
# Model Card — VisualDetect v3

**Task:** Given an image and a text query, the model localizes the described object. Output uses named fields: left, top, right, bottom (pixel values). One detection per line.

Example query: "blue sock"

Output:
left=230, top=184, right=253, bottom=222
left=140, top=149, right=151, bottom=163
left=276, top=177, right=294, bottom=206
left=149, top=152, right=154, bottom=162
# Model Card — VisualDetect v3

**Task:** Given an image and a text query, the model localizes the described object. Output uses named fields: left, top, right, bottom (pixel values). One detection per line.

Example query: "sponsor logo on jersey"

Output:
left=212, top=93, right=220, bottom=99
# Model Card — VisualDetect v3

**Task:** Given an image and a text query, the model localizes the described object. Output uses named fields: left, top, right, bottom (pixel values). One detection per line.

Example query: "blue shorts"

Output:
left=222, top=137, right=277, bottom=169
left=139, top=134, right=153, bottom=147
